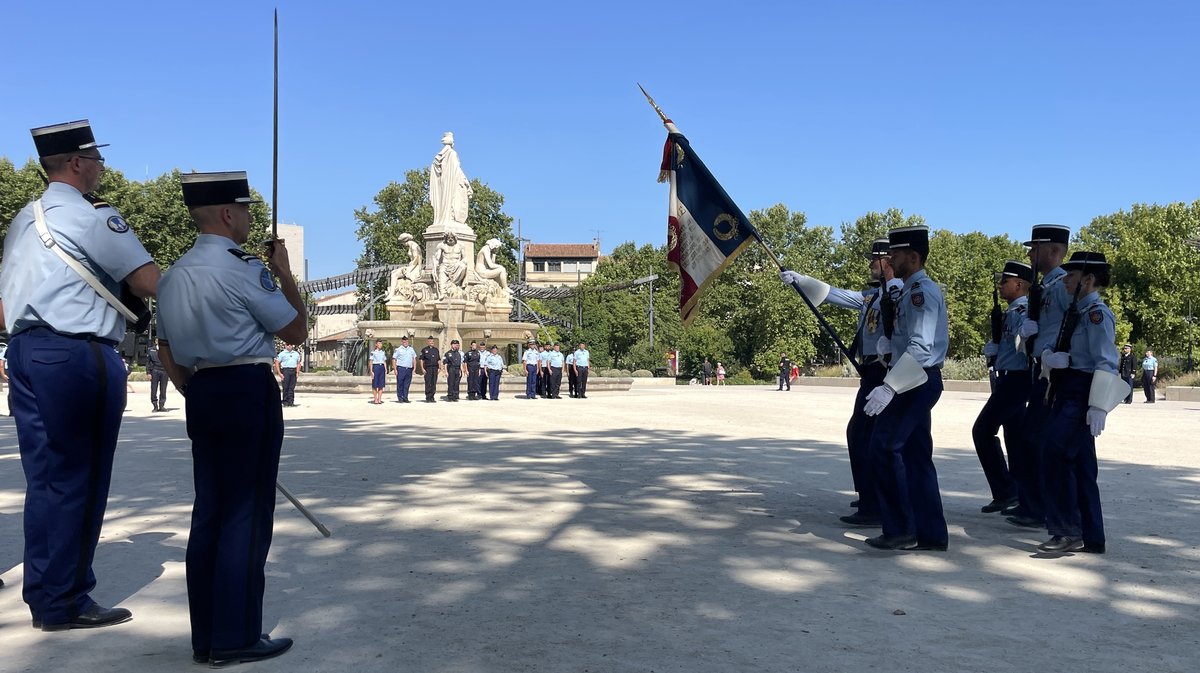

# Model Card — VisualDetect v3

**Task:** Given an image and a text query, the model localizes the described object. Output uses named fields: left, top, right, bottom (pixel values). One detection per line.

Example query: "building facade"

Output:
left=523, top=242, right=601, bottom=287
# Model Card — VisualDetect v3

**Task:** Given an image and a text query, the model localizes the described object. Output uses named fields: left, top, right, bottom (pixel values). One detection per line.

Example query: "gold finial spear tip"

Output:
left=637, top=83, right=671, bottom=125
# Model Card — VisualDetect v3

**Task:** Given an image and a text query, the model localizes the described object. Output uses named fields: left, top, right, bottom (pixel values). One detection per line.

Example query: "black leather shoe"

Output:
left=1000, top=503, right=1025, bottom=517
left=981, top=497, right=1019, bottom=513
left=1038, top=535, right=1084, bottom=553
left=209, top=637, right=293, bottom=668
left=1006, top=515, right=1044, bottom=528
left=41, top=604, right=132, bottom=631
left=913, top=540, right=949, bottom=551
left=864, top=534, right=917, bottom=550
left=1081, top=541, right=1106, bottom=554
left=839, top=513, right=881, bottom=527
left=849, top=499, right=860, bottom=508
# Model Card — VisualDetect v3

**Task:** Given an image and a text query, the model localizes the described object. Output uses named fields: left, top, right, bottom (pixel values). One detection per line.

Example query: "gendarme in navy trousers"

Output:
left=870, top=368, right=948, bottom=546
left=1041, top=370, right=1105, bottom=546
left=185, top=364, right=283, bottom=653
left=9, top=327, right=126, bottom=625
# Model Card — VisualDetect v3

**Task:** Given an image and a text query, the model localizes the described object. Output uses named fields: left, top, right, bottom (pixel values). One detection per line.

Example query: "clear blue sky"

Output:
left=2, top=1, right=1197, bottom=281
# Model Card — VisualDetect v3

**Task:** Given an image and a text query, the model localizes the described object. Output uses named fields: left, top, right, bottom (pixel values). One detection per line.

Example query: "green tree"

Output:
left=1077, top=201, right=1200, bottom=355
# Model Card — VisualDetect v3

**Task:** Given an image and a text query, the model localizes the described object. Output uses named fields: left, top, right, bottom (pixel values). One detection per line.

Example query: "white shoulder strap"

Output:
left=32, top=199, right=138, bottom=322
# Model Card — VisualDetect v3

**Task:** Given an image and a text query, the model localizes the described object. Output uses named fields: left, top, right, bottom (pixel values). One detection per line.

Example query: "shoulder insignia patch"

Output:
left=911, top=280, right=921, bottom=289
left=1089, top=310, right=1103, bottom=324
left=1015, top=304, right=1027, bottom=314
left=911, top=292, right=924, bottom=307
left=91, top=200, right=110, bottom=209
left=228, top=248, right=262, bottom=264
left=260, top=267, right=277, bottom=292
left=106, top=215, right=129, bottom=233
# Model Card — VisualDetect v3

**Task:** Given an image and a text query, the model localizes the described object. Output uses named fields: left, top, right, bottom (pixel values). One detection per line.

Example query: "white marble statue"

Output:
left=429, top=132, right=473, bottom=230
left=434, top=231, right=469, bottom=298
left=388, top=233, right=427, bottom=300
left=474, top=238, right=508, bottom=289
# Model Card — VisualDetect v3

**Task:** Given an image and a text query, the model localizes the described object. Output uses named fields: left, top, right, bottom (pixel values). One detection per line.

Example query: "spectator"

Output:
left=1141, top=349, right=1158, bottom=403
left=716, top=362, right=726, bottom=386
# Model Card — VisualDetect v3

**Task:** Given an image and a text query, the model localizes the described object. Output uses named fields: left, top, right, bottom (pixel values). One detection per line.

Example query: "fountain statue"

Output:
left=362, top=133, right=534, bottom=353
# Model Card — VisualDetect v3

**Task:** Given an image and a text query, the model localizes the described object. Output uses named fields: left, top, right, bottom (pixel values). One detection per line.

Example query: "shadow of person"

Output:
left=92, top=531, right=185, bottom=606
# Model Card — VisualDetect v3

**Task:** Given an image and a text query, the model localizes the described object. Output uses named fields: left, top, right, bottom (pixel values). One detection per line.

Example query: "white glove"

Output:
left=863, top=384, right=896, bottom=416
left=1086, top=407, right=1107, bottom=437
left=1041, top=349, right=1070, bottom=370
left=780, top=270, right=805, bottom=286
left=1018, top=320, right=1039, bottom=339
left=875, top=336, right=891, bottom=358
left=982, top=342, right=999, bottom=358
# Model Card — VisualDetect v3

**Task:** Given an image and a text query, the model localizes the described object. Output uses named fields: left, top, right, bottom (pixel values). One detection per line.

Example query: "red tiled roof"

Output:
left=524, top=243, right=600, bottom=258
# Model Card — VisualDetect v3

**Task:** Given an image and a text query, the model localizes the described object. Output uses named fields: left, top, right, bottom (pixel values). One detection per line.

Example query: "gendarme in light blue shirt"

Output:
left=573, top=349, right=591, bottom=367
left=157, top=234, right=296, bottom=367
left=548, top=350, right=564, bottom=368
left=994, top=296, right=1029, bottom=372
left=825, top=278, right=903, bottom=364
left=1065, top=292, right=1118, bottom=375
left=1141, top=354, right=1158, bottom=371
left=370, top=348, right=386, bottom=365
left=0, top=182, right=153, bottom=343
left=887, top=269, right=948, bottom=368
left=522, top=348, right=539, bottom=366
left=486, top=352, right=505, bottom=370
left=276, top=349, right=301, bottom=368
left=1030, top=267, right=1069, bottom=355
left=392, top=344, right=416, bottom=368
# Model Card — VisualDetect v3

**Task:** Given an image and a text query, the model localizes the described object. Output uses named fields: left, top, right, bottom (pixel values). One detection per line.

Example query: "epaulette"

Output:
left=1014, top=304, right=1027, bottom=314
left=82, top=192, right=110, bottom=209
left=228, top=248, right=262, bottom=264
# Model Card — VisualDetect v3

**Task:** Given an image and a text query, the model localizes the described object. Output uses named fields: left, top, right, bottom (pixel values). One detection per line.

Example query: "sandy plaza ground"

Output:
left=1, top=381, right=1197, bottom=672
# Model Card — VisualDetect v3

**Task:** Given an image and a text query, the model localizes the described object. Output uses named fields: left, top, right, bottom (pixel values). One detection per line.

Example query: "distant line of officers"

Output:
left=368, top=338, right=595, bottom=404
left=782, top=223, right=1126, bottom=555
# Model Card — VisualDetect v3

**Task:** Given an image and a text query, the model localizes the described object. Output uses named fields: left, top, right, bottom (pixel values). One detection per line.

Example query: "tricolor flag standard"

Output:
left=660, top=132, right=762, bottom=326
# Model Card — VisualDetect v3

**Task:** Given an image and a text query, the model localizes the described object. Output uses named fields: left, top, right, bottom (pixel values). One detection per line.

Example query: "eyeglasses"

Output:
left=74, top=155, right=106, bottom=164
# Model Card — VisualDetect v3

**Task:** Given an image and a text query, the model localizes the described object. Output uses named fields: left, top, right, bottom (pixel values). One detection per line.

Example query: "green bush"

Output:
left=811, top=365, right=847, bottom=378
left=727, top=370, right=757, bottom=385
left=632, top=369, right=653, bottom=377
left=1162, top=371, right=1200, bottom=387
left=943, top=356, right=989, bottom=381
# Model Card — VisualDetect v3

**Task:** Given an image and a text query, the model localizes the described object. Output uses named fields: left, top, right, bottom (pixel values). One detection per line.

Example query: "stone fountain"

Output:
left=358, top=132, right=538, bottom=351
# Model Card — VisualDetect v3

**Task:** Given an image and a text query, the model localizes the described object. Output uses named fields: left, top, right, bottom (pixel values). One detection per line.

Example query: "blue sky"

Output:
left=2, top=1, right=1197, bottom=280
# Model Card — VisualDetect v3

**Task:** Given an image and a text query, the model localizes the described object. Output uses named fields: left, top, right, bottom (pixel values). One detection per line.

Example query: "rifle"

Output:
left=1024, top=267, right=1042, bottom=359
left=988, top=274, right=1002, bottom=369
left=1045, top=258, right=1087, bottom=403
left=879, top=280, right=896, bottom=365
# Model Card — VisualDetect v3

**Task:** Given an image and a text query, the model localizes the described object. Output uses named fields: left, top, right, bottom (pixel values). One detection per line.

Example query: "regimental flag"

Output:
left=660, top=132, right=761, bottom=326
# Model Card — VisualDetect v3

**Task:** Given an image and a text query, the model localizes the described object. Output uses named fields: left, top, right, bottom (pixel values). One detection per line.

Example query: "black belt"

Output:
left=27, top=325, right=118, bottom=348
left=993, top=369, right=1027, bottom=377
left=281, top=367, right=297, bottom=370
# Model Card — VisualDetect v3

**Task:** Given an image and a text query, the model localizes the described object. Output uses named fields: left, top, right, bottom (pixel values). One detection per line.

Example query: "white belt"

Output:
left=195, top=356, right=275, bottom=370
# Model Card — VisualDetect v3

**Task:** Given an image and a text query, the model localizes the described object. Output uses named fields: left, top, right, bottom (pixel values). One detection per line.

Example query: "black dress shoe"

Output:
left=981, top=496, right=1019, bottom=513
left=1081, top=541, right=1106, bottom=554
left=1006, top=515, right=1044, bottom=528
left=913, top=540, right=949, bottom=551
left=209, top=637, right=293, bottom=668
left=1038, top=535, right=1084, bottom=553
left=839, top=513, right=881, bottom=527
left=849, top=499, right=860, bottom=508
left=1000, top=503, right=1025, bottom=516
left=41, top=604, right=132, bottom=631
left=864, top=534, right=917, bottom=550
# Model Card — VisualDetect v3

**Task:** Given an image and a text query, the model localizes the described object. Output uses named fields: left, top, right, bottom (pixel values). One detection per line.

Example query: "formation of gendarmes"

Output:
left=781, top=223, right=1123, bottom=554
left=0, top=118, right=1125, bottom=667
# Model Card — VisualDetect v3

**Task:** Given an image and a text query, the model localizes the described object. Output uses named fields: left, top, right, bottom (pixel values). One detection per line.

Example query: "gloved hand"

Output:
left=1086, top=407, right=1107, bottom=437
left=863, top=384, right=896, bottom=416
left=1041, top=349, right=1070, bottom=370
left=1018, top=320, right=1039, bottom=339
left=876, top=336, right=892, bottom=358
left=982, top=342, right=999, bottom=358
left=780, top=270, right=806, bottom=287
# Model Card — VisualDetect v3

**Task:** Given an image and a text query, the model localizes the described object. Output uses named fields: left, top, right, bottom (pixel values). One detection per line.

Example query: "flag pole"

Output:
left=638, top=85, right=862, bottom=375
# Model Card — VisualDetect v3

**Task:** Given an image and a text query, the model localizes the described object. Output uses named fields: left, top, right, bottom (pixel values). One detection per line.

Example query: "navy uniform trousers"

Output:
left=1014, top=365, right=1049, bottom=521
left=1041, top=370, right=1105, bottom=545
left=870, top=369, right=948, bottom=545
left=280, top=367, right=297, bottom=405
left=971, top=370, right=1031, bottom=502
left=423, top=366, right=439, bottom=401
left=9, top=327, right=126, bottom=624
left=466, top=364, right=480, bottom=399
left=576, top=366, right=589, bottom=397
left=446, top=366, right=461, bottom=400
left=549, top=366, right=563, bottom=398
left=846, top=362, right=886, bottom=516
left=186, top=364, right=283, bottom=653
left=395, top=366, right=413, bottom=402
left=478, top=367, right=489, bottom=400
left=525, top=364, right=538, bottom=398
left=488, top=369, right=501, bottom=400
